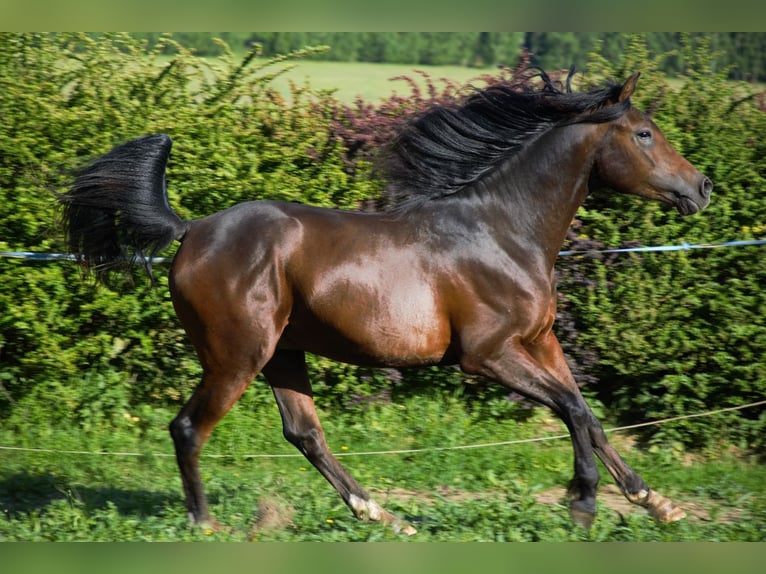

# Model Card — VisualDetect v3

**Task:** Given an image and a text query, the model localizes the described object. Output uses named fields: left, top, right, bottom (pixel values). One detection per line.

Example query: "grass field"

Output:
left=215, top=56, right=764, bottom=105
left=1, top=389, right=764, bottom=541
left=191, top=56, right=497, bottom=104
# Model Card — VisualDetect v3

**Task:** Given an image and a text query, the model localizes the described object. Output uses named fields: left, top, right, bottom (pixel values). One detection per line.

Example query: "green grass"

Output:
left=1, top=389, right=764, bottom=541
left=189, top=54, right=766, bottom=106
left=168, top=54, right=496, bottom=104
left=258, top=60, right=494, bottom=104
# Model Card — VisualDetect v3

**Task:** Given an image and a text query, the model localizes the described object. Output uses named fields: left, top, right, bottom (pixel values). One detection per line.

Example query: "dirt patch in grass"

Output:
left=249, top=496, right=296, bottom=539
left=370, top=483, right=744, bottom=525
left=532, top=484, right=724, bottom=522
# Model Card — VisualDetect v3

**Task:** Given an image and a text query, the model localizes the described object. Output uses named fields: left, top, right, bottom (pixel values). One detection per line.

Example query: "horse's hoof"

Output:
left=349, top=494, right=417, bottom=535
left=639, top=490, right=687, bottom=523
left=657, top=506, right=687, bottom=522
left=649, top=498, right=687, bottom=523
left=569, top=503, right=595, bottom=530
left=393, top=522, right=418, bottom=536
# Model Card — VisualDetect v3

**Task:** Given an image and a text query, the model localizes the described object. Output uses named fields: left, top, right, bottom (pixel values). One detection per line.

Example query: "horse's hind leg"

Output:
left=168, top=297, right=277, bottom=529
left=262, top=349, right=417, bottom=535
left=169, top=362, right=260, bottom=528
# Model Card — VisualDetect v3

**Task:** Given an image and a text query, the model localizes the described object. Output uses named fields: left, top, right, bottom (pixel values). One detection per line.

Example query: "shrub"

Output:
left=556, top=35, right=766, bottom=450
left=0, top=33, right=375, bottom=418
left=0, top=33, right=763, bottom=452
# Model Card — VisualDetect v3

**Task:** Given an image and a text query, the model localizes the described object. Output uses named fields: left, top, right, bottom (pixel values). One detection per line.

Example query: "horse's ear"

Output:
left=617, top=72, right=641, bottom=103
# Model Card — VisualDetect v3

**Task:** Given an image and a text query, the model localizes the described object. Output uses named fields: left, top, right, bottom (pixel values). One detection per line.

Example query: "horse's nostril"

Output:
left=701, top=177, right=713, bottom=200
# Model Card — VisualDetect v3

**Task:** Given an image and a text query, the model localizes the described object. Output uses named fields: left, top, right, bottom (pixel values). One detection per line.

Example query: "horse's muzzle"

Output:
left=676, top=176, right=713, bottom=215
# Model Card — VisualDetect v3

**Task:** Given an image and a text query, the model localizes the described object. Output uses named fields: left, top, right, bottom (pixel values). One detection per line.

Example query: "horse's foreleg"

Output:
left=263, top=350, right=416, bottom=535
left=463, top=333, right=604, bottom=528
left=525, top=332, right=686, bottom=523
left=587, top=418, right=686, bottom=522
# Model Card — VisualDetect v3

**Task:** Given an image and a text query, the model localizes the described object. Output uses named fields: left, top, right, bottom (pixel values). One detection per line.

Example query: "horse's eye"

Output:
left=637, top=130, right=652, bottom=141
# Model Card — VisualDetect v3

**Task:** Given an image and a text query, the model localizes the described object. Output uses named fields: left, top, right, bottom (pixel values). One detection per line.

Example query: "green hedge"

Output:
left=0, top=33, right=375, bottom=424
left=0, top=33, right=763, bottom=452
left=557, top=36, right=766, bottom=451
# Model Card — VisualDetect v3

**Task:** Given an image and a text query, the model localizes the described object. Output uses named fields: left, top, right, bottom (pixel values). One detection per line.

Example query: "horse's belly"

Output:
left=282, top=285, right=451, bottom=367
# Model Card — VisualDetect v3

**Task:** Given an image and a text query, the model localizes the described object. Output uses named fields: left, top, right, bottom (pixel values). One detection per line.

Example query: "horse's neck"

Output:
left=476, top=124, right=601, bottom=269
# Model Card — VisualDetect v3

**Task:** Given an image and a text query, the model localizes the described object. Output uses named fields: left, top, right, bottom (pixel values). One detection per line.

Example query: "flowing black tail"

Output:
left=59, top=134, right=190, bottom=282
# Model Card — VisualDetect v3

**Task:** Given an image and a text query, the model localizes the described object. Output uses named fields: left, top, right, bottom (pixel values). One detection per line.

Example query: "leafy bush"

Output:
left=0, top=33, right=763, bottom=453
left=556, top=35, right=766, bottom=450
left=0, top=32, right=375, bottom=419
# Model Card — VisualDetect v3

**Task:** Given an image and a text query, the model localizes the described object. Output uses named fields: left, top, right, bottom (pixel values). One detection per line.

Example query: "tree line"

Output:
left=134, top=32, right=766, bottom=81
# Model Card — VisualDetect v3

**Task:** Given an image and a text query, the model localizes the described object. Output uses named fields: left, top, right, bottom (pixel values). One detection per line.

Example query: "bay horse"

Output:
left=59, top=70, right=712, bottom=535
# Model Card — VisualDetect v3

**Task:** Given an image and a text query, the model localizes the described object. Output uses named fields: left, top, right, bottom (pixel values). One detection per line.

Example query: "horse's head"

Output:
left=591, top=73, right=712, bottom=215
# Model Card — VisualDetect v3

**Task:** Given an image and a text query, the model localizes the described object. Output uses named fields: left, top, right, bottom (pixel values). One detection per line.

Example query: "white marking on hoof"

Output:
left=625, top=489, right=649, bottom=504
left=349, top=494, right=384, bottom=521
left=393, top=522, right=418, bottom=536
left=625, top=489, right=686, bottom=522
left=645, top=490, right=686, bottom=522
left=349, top=494, right=417, bottom=535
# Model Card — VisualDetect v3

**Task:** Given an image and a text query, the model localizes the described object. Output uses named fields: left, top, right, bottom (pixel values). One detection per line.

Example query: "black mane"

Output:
left=382, top=69, right=631, bottom=208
